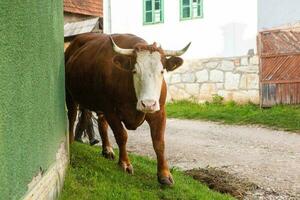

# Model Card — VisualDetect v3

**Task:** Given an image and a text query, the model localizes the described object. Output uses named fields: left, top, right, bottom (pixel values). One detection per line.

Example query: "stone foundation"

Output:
left=165, top=55, right=260, bottom=103
left=22, top=140, right=69, bottom=200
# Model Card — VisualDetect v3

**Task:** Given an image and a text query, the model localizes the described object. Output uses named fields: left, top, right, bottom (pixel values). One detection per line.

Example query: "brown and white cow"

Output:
left=65, top=33, right=190, bottom=185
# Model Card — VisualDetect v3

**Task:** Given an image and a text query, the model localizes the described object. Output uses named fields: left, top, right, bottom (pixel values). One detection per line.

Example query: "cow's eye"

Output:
left=161, top=70, right=164, bottom=74
left=132, top=69, right=137, bottom=74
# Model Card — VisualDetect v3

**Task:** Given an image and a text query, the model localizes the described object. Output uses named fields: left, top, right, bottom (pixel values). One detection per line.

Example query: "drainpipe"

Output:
left=104, top=0, right=112, bottom=34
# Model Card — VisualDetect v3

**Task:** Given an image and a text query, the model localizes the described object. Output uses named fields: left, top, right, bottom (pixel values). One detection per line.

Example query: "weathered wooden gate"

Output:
left=258, top=26, right=300, bottom=107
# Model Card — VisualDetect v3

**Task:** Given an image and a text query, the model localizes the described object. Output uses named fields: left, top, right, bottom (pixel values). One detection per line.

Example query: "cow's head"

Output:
left=111, top=37, right=190, bottom=113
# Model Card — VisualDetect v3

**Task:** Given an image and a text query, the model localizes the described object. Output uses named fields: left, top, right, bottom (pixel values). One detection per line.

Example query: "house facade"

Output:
left=104, top=0, right=257, bottom=59
left=104, top=0, right=260, bottom=103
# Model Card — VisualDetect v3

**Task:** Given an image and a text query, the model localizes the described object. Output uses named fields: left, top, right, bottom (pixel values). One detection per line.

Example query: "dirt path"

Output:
left=93, top=119, right=300, bottom=199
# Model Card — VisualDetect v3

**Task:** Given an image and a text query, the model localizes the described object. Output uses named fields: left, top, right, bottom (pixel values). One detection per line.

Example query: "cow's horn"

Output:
left=164, top=42, right=191, bottom=56
left=110, top=36, right=134, bottom=55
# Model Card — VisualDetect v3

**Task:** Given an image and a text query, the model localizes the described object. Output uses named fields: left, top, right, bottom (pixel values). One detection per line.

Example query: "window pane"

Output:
left=155, top=1, right=160, bottom=10
left=145, top=0, right=152, bottom=11
left=182, top=7, right=190, bottom=18
left=146, top=12, right=152, bottom=22
left=182, top=0, right=190, bottom=6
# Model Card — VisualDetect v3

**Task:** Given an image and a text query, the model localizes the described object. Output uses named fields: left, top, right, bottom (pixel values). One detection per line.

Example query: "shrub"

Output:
left=212, top=94, right=224, bottom=105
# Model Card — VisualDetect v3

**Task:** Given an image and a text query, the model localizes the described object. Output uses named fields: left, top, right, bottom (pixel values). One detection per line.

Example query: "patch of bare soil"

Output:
left=185, top=167, right=258, bottom=199
left=185, top=167, right=298, bottom=200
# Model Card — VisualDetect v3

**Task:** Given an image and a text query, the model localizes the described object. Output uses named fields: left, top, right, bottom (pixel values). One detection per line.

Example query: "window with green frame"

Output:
left=180, top=0, right=203, bottom=20
left=143, top=0, right=164, bottom=24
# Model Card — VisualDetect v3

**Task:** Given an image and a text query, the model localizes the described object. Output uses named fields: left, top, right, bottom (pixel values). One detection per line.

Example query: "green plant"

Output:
left=212, top=94, right=224, bottom=105
left=166, top=100, right=300, bottom=132
left=225, top=100, right=237, bottom=107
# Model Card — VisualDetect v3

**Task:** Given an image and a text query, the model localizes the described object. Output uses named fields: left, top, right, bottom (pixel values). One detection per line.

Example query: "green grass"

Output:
left=166, top=100, right=300, bottom=132
left=60, top=142, right=234, bottom=200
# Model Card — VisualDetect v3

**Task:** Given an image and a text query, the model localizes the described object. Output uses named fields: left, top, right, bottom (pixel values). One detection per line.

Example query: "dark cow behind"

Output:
left=65, top=33, right=190, bottom=185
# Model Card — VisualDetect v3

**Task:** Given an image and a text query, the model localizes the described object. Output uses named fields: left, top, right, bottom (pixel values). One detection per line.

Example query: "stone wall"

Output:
left=165, top=55, right=260, bottom=103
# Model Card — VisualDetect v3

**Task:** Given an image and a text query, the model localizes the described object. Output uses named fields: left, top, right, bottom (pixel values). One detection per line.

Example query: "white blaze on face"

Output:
left=134, top=51, right=164, bottom=113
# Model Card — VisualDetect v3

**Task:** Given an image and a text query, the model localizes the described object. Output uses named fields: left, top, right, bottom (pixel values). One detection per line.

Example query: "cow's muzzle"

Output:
left=137, top=99, right=160, bottom=113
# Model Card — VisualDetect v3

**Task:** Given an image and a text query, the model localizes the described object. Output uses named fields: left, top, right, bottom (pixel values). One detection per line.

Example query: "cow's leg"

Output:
left=97, top=113, right=115, bottom=159
left=105, top=112, right=133, bottom=174
left=66, top=90, right=77, bottom=144
left=146, top=107, right=173, bottom=185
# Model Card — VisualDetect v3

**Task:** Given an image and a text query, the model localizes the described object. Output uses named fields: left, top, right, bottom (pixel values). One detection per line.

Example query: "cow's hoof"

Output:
left=158, top=174, right=174, bottom=186
left=102, top=147, right=115, bottom=160
left=119, top=162, right=134, bottom=174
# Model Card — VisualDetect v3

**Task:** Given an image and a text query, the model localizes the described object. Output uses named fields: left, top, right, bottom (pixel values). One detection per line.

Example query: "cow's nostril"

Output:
left=141, top=100, right=156, bottom=109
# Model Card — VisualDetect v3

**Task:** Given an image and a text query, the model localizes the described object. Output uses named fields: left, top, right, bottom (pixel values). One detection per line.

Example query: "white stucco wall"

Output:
left=258, top=0, right=300, bottom=31
left=104, top=0, right=257, bottom=59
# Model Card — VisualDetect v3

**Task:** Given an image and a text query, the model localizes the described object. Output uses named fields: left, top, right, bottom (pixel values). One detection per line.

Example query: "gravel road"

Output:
left=92, top=118, right=300, bottom=199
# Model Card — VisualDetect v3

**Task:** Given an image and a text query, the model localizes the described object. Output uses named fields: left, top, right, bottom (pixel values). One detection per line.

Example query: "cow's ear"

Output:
left=112, top=55, right=133, bottom=71
left=165, top=56, right=183, bottom=72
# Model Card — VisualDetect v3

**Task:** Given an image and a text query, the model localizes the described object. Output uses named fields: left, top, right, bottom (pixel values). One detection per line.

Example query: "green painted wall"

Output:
left=0, top=1, right=66, bottom=199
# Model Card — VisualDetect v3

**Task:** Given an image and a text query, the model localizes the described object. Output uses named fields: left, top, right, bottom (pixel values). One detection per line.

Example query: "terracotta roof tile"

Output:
left=64, top=0, right=103, bottom=17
